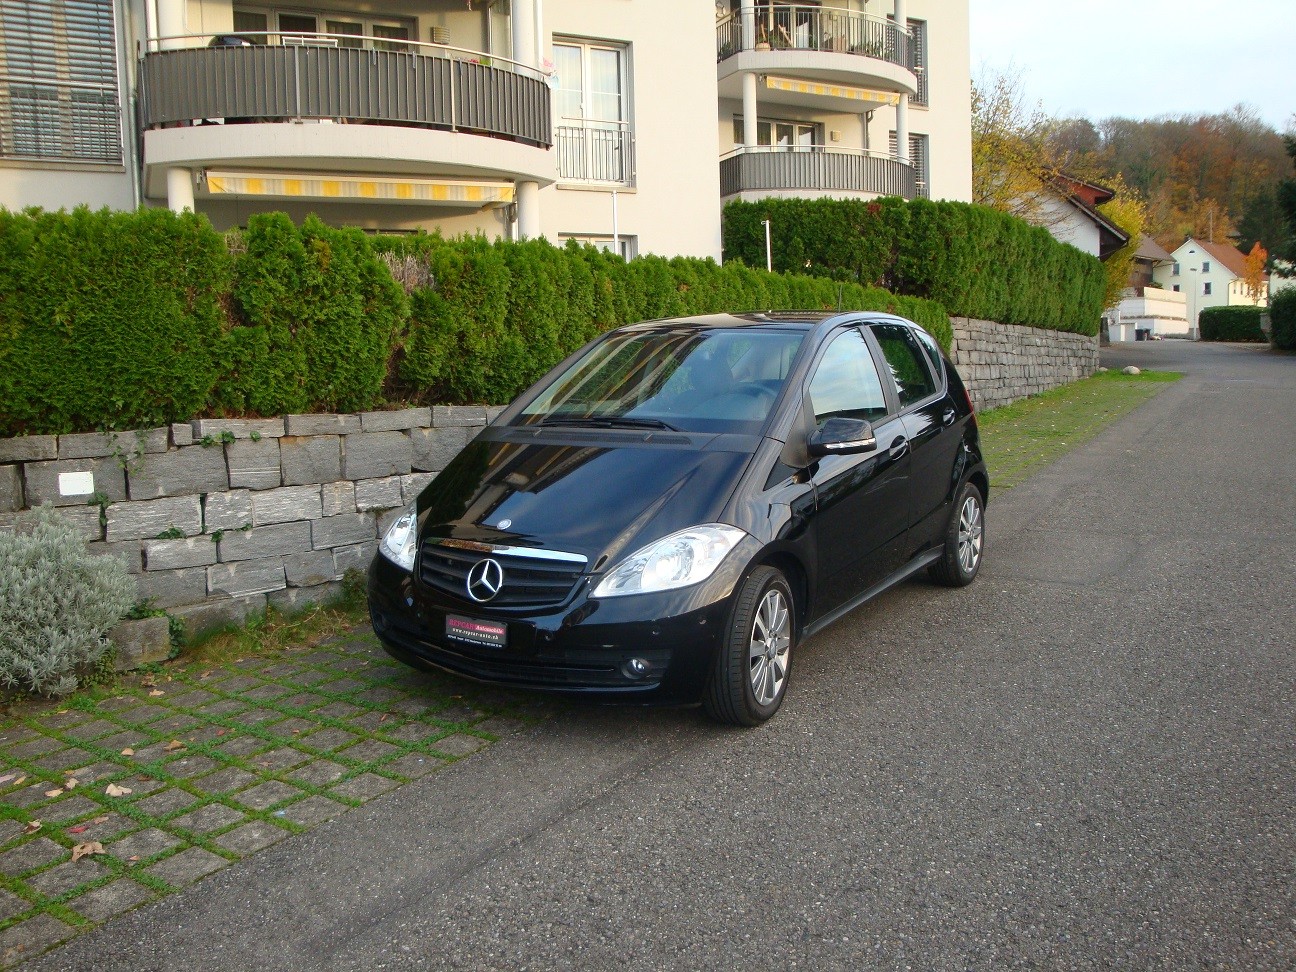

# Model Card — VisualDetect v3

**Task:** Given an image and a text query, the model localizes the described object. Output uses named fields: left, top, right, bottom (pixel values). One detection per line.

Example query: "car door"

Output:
left=868, top=323, right=962, bottom=551
left=804, top=326, right=912, bottom=615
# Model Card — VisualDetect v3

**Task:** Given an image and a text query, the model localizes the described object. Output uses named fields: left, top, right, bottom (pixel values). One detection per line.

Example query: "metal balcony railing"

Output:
left=717, top=5, right=909, bottom=71
left=139, top=32, right=552, bottom=148
left=720, top=146, right=915, bottom=200
left=555, top=120, right=634, bottom=185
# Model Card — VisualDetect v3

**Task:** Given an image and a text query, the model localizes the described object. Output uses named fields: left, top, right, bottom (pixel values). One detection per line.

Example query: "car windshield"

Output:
left=518, top=327, right=805, bottom=434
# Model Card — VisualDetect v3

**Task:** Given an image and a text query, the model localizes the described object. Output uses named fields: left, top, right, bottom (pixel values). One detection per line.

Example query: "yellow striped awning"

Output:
left=763, top=75, right=901, bottom=105
left=202, top=171, right=515, bottom=206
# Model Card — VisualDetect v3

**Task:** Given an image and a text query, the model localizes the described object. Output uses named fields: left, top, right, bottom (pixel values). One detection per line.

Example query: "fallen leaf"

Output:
left=0, top=773, right=15, bottom=785
left=148, top=689, right=164, bottom=697
left=164, top=740, right=184, bottom=752
left=63, top=768, right=76, bottom=775
left=92, top=815, right=109, bottom=825
left=140, top=674, right=157, bottom=687
left=105, top=783, right=132, bottom=798
left=127, top=855, right=140, bottom=862
left=56, top=709, right=68, bottom=714
left=71, top=841, right=106, bottom=862
left=215, top=729, right=228, bottom=737
left=44, top=788, right=64, bottom=798
left=67, top=825, right=88, bottom=835
left=378, top=714, right=389, bottom=723
left=65, top=778, right=78, bottom=790
left=120, top=747, right=135, bottom=756
left=23, top=821, right=41, bottom=835
left=13, top=775, right=26, bottom=786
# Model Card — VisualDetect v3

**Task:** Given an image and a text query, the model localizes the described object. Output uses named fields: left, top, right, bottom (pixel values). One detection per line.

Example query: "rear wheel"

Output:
left=704, top=566, right=795, bottom=726
left=929, top=481, right=985, bottom=587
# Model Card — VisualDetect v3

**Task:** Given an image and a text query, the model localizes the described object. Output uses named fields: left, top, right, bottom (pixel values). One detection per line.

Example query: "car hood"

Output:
left=413, top=429, right=756, bottom=568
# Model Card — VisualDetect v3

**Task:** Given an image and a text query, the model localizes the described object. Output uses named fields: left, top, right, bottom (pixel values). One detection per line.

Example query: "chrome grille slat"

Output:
left=419, top=542, right=585, bottom=608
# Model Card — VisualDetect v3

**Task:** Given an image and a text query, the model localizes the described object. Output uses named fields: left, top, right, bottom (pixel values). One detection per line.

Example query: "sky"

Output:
left=968, top=0, right=1295, bottom=132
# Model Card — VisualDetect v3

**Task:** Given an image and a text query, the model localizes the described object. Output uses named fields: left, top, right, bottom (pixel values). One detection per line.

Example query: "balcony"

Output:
left=555, top=121, right=635, bottom=186
left=716, top=5, right=916, bottom=106
left=720, top=146, right=915, bottom=201
left=138, top=32, right=555, bottom=197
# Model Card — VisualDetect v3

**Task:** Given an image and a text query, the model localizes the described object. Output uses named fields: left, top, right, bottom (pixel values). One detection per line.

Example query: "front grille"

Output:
left=419, top=542, right=586, bottom=609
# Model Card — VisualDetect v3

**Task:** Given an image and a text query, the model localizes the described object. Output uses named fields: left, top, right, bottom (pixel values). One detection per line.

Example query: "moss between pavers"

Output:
left=0, top=622, right=546, bottom=967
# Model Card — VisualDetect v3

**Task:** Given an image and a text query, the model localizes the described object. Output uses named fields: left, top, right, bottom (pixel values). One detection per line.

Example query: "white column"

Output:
left=166, top=168, right=195, bottom=212
left=740, top=4, right=756, bottom=48
left=894, top=0, right=910, bottom=166
left=512, top=0, right=537, bottom=68
left=742, top=72, right=758, bottom=148
left=533, top=0, right=545, bottom=68
left=517, top=181, right=540, bottom=240
left=156, top=0, right=186, bottom=50
left=894, top=0, right=908, bottom=34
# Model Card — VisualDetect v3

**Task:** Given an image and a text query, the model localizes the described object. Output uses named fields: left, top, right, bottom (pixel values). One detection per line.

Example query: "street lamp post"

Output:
left=1188, top=266, right=1199, bottom=340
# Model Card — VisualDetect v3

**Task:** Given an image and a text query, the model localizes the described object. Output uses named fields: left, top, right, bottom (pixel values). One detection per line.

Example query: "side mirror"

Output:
left=807, top=417, right=877, bottom=457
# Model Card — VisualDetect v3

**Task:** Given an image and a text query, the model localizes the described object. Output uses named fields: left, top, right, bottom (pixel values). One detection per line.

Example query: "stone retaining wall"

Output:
left=0, top=406, right=499, bottom=657
left=949, top=318, right=1099, bottom=411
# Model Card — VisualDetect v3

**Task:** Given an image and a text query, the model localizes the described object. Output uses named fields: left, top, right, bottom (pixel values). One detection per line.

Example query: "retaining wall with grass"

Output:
left=950, top=318, right=1100, bottom=411
left=0, top=406, right=498, bottom=663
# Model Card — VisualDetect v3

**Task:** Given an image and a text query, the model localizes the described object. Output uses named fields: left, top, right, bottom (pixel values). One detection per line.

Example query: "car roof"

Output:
left=620, top=310, right=914, bottom=333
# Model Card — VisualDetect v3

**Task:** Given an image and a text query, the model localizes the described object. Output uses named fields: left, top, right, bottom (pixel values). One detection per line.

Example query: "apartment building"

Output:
left=1153, top=238, right=1268, bottom=337
left=0, top=1, right=970, bottom=258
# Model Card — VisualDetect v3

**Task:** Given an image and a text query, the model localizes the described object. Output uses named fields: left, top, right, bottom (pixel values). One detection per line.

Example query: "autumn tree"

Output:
left=971, top=70, right=1067, bottom=226
left=1241, top=242, right=1268, bottom=301
left=1096, top=176, right=1148, bottom=309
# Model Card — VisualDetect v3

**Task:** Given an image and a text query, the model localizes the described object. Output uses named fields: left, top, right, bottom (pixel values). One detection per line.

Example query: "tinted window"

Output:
left=808, top=329, right=888, bottom=424
left=871, top=324, right=936, bottom=408
left=912, top=327, right=945, bottom=384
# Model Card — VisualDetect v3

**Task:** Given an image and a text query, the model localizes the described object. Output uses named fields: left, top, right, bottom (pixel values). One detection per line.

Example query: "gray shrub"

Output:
left=0, top=505, right=136, bottom=696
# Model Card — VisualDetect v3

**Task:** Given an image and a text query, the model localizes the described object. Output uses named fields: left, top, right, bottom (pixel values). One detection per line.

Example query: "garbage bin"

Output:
left=1135, top=328, right=1150, bottom=341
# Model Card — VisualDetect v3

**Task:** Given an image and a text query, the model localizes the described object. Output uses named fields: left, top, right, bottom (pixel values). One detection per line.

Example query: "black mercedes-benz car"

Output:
left=368, top=312, right=987, bottom=725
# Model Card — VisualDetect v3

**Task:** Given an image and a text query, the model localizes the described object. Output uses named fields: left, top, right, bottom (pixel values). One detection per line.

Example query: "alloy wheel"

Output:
left=748, top=589, right=791, bottom=706
left=957, top=496, right=983, bottom=573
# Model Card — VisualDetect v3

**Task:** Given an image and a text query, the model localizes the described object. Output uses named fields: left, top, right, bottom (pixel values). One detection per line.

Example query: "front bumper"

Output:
left=366, top=539, right=759, bottom=704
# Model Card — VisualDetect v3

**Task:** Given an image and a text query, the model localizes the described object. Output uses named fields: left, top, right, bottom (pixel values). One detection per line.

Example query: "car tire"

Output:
left=704, top=566, right=795, bottom=727
left=929, top=480, right=985, bottom=587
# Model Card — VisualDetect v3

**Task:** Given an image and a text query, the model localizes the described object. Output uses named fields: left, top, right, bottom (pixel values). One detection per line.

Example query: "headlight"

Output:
left=593, top=524, right=746, bottom=598
left=379, top=505, right=418, bottom=572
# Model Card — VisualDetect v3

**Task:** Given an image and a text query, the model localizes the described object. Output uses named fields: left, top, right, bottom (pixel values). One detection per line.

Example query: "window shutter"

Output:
left=0, top=0, right=122, bottom=163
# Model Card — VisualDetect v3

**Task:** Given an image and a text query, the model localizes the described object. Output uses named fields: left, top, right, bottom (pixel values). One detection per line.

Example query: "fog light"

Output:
left=622, top=657, right=650, bottom=680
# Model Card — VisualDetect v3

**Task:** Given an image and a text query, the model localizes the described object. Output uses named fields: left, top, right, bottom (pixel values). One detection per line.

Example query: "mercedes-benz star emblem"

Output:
left=466, top=558, right=505, bottom=603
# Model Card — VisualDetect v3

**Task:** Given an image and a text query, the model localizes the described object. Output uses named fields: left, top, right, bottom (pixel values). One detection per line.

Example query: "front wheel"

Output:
left=929, top=481, right=985, bottom=587
left=704, top=566, right=795, bottom=727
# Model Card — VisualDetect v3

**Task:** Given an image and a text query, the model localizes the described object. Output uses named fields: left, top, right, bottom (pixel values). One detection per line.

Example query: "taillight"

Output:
left=963, top=384, right=976, bottom=414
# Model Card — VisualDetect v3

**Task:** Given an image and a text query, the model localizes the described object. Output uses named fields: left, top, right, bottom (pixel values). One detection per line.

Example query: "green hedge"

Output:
left=722, top=197, right=1107, bottom=336
left=0, top=208, right=951, bottom=436
left=1199, top=305, right=1266, bottom=342
left=1268, top=289, right=1296, bottom=350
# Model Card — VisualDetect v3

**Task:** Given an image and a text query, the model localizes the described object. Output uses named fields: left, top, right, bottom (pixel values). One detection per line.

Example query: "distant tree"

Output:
left=971, top=70, right=1067, bottom=227
left=1242, top=242, right=1269, bottom=301
left=1274, top=135, right=1296, bottom=276
left=1235, top=185, right=1286, bottom=256
left=1096, top=176, right=1148, bottom=309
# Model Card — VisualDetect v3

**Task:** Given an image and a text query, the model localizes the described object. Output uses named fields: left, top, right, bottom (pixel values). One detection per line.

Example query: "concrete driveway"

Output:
left=28, top=341, right=1295, bottom=971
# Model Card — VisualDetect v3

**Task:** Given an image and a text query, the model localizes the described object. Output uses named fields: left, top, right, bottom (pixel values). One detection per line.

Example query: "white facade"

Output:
left=1154, top=238, right=1268, bottom=335
left=1108, top=289, right=1189, bottom=341
left=2, top=1, right=971, bottom=260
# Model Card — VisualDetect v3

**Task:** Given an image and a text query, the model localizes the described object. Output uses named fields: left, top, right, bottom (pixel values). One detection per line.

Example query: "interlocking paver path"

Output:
left=0, top=626, right=542, bottom=968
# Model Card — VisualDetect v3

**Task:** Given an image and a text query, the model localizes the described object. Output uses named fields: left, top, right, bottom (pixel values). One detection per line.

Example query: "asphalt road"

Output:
left=31, top=341, right=1295, bottom=971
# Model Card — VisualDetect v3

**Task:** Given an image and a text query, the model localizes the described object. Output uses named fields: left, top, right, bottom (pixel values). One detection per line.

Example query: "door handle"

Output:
left=888, top=436, right=909, bottom=460
left=942, top=407, right=956, bottom=427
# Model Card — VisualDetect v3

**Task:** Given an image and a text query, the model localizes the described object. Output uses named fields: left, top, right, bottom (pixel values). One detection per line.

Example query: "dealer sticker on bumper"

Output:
left=445, top=615, right=508, bottom=649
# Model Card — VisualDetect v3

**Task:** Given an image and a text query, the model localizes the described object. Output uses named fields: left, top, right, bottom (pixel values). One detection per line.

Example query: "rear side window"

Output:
left=870, top=324, right=937, bottom=408
left=912, top=328, right=945, bottom=383
left=808, top=329, right=888, bottom=423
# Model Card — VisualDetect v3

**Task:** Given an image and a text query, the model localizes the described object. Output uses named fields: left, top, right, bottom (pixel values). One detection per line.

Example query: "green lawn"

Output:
left=977, top=369, right=1182, bottom=489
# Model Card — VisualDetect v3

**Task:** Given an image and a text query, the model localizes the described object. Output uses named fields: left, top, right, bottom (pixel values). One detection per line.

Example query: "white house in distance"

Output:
left=1037, top=175, right=1129, bottom=261
left=0, top=1, right=973, bottom=261
left=1153, top=238, right=1268, bottom=337
left=1107, top=237, right=1189, bottom=342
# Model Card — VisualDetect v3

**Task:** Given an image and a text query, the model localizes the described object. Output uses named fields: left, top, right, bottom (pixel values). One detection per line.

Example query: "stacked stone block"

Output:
left=0, top=406, right=503, bottom=642
left=949, top=318, right=1100, bottom=411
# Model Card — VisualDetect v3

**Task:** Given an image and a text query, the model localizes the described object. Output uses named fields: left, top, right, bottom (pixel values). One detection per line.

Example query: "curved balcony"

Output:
left=139, top=33, right=554, bottom=192
left=720, top=146, right=915, bottom=202
left=716, top=5, right=916, bottom=103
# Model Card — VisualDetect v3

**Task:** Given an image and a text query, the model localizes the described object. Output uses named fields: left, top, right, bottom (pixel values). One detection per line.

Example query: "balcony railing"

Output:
left=717, top=5, right=908, bottom=71
left=555, top=120, right=634, bottom=186
left=139, top=32, right=551, bottom=148
left=720, top=146, right=915, bottom=200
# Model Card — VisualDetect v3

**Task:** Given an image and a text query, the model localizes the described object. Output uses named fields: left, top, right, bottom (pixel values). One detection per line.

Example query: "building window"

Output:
left=889, top=131, right=929, bottom=198
left=907, top=19, right=928, bottom=106
left=1201, top=260, right=1211, bottom=273
left=1172, top=262, right=1180, bottom=275
left=232, top=7, right=413, bottom=49
left=0, top=0, right=122, bottom=165
left=559, top=233, right=636, bottom=260
left=553, top=38, right=633, bottom=186
left=1203, top=282, right=1212, bottom=296
left=1172, top=284, right=1181, bottom=293
left=732, top=116, right=820, bottom=150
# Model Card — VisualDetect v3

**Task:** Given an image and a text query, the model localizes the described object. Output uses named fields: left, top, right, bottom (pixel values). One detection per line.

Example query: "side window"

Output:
left=870, top=324, right=937, bottom=408
left=912, top=327, right=946, bottom=385
left=807, top=329, right=889, bottom=424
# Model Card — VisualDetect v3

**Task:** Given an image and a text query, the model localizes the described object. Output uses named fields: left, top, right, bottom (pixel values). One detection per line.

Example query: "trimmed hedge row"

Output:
left=1199, top=305, right=1266, bottom=342
left=0, top=208, right=950, bottom=436
left=1270, top=288, right=1296, bottom=350
left=722, top=197, right=1107, bottom=336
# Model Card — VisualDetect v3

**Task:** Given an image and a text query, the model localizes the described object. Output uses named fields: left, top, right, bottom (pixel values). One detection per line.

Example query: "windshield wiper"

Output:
left=537, top=416, right=681, bottom=432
